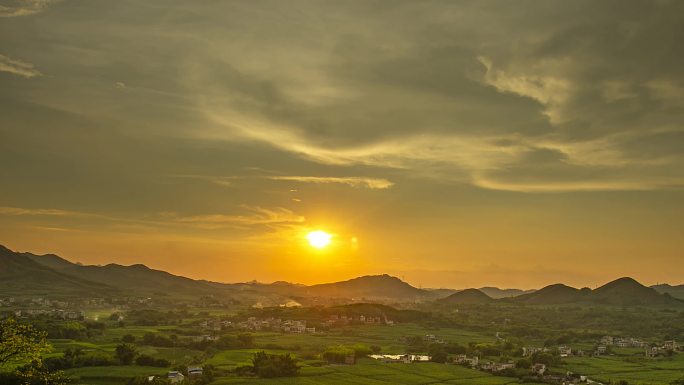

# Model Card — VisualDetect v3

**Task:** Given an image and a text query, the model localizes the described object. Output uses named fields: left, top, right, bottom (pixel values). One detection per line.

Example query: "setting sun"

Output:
left=306, top=230, right=332, bottom=249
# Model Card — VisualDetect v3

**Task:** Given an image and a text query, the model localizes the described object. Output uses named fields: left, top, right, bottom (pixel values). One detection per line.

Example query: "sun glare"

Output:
left=306, top=230, right=332, bottom=249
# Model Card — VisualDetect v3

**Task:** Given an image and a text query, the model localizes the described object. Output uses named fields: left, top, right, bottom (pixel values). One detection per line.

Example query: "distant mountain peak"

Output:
left=441, top=288, right=493, bottom=304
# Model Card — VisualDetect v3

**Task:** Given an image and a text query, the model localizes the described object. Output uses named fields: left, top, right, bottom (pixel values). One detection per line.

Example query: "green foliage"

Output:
left=0, top=317, right=51, bottom=368
left=323, top=346, right=355, bottom=364
left=529, top=351, right=561, bottom=367
left=428, top=344, right=448, bottom=363
left=142, top=333, right=175, bottom=347
left=515, top=358, right=531, bottom=369
left=115, top=343, right=137, bottom=365
left=0, top=362, right=70, bottom=385
left=43, top=348, right=116, bottom=370
left=134, top=354, right=170, bottom=367
left=216, top=333, right=254, bottom=349
left=127, top=376, right=170, bottom=385
left=121, top=334, right=136, bottom=343
left=251, top=351, right=299, bottom=378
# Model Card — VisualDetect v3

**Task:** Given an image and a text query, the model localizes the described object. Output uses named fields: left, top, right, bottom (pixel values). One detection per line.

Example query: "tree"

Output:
left=323, top=346, right=355, bottom=364
left=0, top=317, right=51, bottom=368
left=0, top=362, right=71, bottom=385
left=251, top=351, right=298, bottom=378
left=428, top=344, right=448, bottom=363
left=121, top=334, right=135, bottom=343
left=115, top=343, right=136, bottom=365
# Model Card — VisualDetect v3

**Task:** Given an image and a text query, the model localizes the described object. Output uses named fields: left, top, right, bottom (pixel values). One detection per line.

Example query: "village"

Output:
left=229, top=313, right=395, bottom=334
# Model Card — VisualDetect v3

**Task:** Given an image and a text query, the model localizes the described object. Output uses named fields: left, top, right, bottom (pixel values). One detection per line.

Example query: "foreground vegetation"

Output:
left=2, top=301, right=684, bottom=385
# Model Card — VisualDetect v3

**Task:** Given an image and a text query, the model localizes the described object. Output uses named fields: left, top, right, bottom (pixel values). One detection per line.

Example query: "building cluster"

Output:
left=13, top=309, right=85, bottom=320
left=600, top=335, right=646, bottom=348
left=324, top=314, right=394, bottom=327
left=164, top=366, right=203, bottom=384
left=369, top=354, right=430, bottom=363
left=199, top=319, right=228, bottom=331
left=235, top=317, right=316, bottom=333
left=523, top=345, right=601, bottom=358
left=645, top=340, right=681, bottom=357
left=1, top=297, right=70, bottom=308
left=422, top=334, right=446, bottom=344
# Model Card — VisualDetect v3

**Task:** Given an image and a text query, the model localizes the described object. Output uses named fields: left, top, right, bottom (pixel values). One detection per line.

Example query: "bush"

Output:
left=323, top=346, right=355, bottom=364
left=115, top=343, right=137, bottom=365
left=251, top=351, right=299, bottom=378
left=135, top=354, right=170, bottom=367
left=121, top=334, right=136, bottom=343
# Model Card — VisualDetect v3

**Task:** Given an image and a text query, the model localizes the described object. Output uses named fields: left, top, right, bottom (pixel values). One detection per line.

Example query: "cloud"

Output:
left=172, top=174, right=394, bottom=190
left=183, top=1, right=684, bottom=193
left=267, top=176, right=393, bottom=190
left=2, top=0, right=684, bottom=194
left=0, top=54, right=42, bottom=78
left=0, top=0, right=60, bottom=17
left=163, top=206, right=305, bottom=230
left=0, top=206, right=82, bottom=216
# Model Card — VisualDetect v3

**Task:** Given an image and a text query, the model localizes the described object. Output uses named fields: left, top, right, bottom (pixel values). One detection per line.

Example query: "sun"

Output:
left=306, top=230, right=332, bottom=249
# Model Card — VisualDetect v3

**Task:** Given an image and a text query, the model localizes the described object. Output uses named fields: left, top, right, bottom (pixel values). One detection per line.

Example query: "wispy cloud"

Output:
left=0, top=206, right=83, bottom=216
left=267, top=176, right=393, bottom=190
left=0, top=0, right=61, bottom=18
left=0, top=54, right=42, bottom=78
left=173, top=174, right=394, bottom=190
left=162, top=206, right=305, bottom=230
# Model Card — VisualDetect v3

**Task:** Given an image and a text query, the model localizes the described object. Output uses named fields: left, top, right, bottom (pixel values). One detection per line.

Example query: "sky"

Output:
left=1, top=0, right=683, bottom=289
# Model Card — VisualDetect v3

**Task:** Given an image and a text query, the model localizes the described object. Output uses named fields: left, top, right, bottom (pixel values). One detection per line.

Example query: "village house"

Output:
left=167, top=371, right=185, bottom=384
left=369, top=354, right=430, bottom=363
left=187, top=366, right=203, bottom=380
left=645, top=346, right=662, bottom=358
left=664, top=340, right=678, bottom=351
left=600, top=335, right=614, bottom=345
left=453, top=354, right=479, bottom=367
left=522, top=347, right=548, bottom=357
left=558, top=345, right=572, bottom=357
left=532, top=363, right=546, bottom=375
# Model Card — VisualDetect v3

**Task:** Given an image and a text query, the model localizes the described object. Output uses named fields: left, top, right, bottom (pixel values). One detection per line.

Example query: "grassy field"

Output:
left=560, top=353, right=684, bottom=384
left=209, top=359, right=536, bottom=385
left=65, top=365, right=168, bottom=385
left=41, top=317, right=684, bottom=385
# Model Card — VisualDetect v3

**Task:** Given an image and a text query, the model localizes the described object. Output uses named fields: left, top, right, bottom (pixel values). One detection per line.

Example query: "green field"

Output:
left=560, top=353, right=684, bottom=384
left=208, top=359, right=536, bottom=385
left=38, top=317, right=684, bottom=385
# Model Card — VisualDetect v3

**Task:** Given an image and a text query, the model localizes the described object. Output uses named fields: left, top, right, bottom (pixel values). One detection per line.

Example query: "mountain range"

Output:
left=1, top=245, right=682, bottom=306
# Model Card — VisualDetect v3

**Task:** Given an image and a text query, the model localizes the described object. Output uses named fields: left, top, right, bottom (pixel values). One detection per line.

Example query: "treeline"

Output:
left=322, top=343, right=378, bottom=363
left=118, top=309, right=191, bottom=326
left=234, top=351, right=298, bottom=378
left=236, top=302, right=432, bottom=324
left=43, top=345, right=172, bottom=371
left=138, top=332, right=254, bottom=350
left=28, top=318, right=106, bottom=339
left=430, top=303, right=684, bottom=341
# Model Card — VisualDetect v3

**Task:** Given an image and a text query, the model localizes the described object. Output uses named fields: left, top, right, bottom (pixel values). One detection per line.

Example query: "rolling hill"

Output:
left=509, top=283, right=587, bottom=304
left=592, top=277, right=677, bottom=306
left=478, top=287, right=536, bottom=299
left=0, top=245, right=115, bottom=297
left=24, top=250, right=226, bottom=298
left=440, top=288, right=494, bottom=304
left=509, top=278, right=682, bottom=306
left=3, top=245, right=682, bottom=307
left=652, top=284, right=684, bottom=300
left=302, top=274, right=431, bottom=300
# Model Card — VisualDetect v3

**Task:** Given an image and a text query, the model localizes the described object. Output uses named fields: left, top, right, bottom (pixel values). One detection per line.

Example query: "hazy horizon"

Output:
left=2, top=1, right=683, bottom=289
left=2, top=242, right=681, bottom=291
